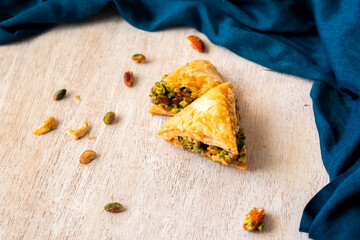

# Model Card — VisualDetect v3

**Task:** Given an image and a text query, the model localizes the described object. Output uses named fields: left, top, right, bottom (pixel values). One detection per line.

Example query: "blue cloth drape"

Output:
left=1, top=1, right=359, bottom=239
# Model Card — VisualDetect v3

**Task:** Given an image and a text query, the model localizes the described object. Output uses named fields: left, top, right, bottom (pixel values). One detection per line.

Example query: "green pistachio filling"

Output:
left=215, top=126, right=246, bottom=163
left=176, top=126, right=246, bottom=164
left=178, top=137, right=205, bottom=153
left=149, top=75, right=198, bottom=113
left=243, top=219, right=254, bottom=226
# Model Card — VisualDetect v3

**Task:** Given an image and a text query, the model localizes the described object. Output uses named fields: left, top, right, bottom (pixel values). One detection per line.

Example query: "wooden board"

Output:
left=0, top=7, right=328, bottom=240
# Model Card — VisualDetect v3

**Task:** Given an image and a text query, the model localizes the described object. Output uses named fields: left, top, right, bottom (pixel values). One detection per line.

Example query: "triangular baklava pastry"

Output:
left=158, top=82, right=246, bottom=169
left=149, top=60, right=224, bottom=116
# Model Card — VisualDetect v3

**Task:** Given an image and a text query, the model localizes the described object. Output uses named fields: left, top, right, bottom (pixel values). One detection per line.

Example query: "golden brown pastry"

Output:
left=149, top=60, right=224, bottom=116
left=158, top=82, right=246, bottom=169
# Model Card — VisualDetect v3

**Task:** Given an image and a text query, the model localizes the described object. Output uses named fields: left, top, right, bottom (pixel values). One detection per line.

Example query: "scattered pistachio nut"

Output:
left=53, top=89, right=67, bottom=101
left=66, top=121, right=88, bottom=140
left=103, top=112, right=115, bottom=125
left=75, top=95, right=80, bottom=100
left=124, top=71, right=134, bottom=87
left=132, top=54, right=146, bottom=63
left=32, top=116, right=56, bottom=135
left=104, top=202, right=125, bottom=213
left=186, top=35, right=205, bottom=52
left=243, top=207, right=265, bottom=231
left=80, top=150, right=96, bottom=164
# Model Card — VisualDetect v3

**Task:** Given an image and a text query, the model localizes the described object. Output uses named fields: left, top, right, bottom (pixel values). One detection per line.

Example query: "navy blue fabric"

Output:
left=1, top=1, right=360, bottom=239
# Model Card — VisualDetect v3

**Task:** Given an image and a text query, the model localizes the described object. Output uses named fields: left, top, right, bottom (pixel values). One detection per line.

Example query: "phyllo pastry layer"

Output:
left=149, top=60, right=224, bottom=116
left=158, top=82, right=246, bottom=169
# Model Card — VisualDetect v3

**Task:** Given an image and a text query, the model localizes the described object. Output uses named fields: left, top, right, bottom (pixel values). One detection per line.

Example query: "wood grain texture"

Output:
left=0, top=7, right=328, bottom=240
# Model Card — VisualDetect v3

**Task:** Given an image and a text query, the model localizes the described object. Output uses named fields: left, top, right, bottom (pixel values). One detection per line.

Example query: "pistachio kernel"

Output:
left=224, top=155, right=232, bottom=162
left=124, top=71, right=134, bottom=87
left=53, top=89, right=66, bottom=101
left=190, top=92, right=198, bottom=99
left=161, top=74, right=168, bottom=82
left=219, top=150, right=227, bottom=158
left=179, top=100, right=189, bottom=108
left=182, top=88, right=190, bottom=93
left=132, top=54, right=146, bottom=63
left=243, top=219, right=254, bottom=226
left=104, top=202, right=125, bottom=213
left=154, top=83, right=165, bottom=94
left=171, top=108, right=181, bottom=114
left=257, top=223, right=264, bottom=231
left=103, top=112, right=115, bottom=125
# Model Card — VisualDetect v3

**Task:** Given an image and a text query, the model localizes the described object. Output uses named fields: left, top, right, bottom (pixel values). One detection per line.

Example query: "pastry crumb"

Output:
left=75, top=95, right=80, bottom=100
left=88, top=135, right=95, bottom=139
left=243, top=207, right=265, bottom=231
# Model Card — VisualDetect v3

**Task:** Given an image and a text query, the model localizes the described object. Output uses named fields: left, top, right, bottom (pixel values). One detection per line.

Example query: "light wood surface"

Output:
left=0, top=8, right=328, bottom=240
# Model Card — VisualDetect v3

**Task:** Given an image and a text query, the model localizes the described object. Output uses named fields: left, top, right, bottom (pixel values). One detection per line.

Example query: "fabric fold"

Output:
left=300, top=150, right=360, bottom=238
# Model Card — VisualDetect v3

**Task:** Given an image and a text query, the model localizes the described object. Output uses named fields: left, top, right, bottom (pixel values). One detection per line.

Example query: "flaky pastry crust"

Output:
left=149, top=60, right=224, bottom=115
left=158, top=82, right=246, bottom=169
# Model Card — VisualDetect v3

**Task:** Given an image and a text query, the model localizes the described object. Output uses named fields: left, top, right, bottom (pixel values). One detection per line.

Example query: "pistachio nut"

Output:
left=103, top=112, right=115, bottom=125
left=53, top=89, right=67, bottom=101
left=132, top=54, right=146, bottom=63
left=104, top=202, right=125, bottom=213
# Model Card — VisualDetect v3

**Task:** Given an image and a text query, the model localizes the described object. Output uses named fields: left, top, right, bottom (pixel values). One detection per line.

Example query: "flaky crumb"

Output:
left=75, top=95, right=80, bottom=100
left=88, top=135, right=95, bottom=139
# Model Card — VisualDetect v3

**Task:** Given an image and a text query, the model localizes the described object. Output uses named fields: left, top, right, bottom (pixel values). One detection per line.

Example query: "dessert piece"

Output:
left=149, top=60, right=223, bottom=116
left=158, top=82, right=246, bottom=169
